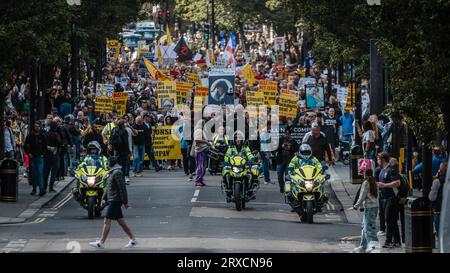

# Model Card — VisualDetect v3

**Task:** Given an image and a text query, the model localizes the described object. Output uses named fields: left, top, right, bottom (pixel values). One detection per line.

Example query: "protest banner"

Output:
left=290, top=126, right=312, bottom=146
left=176, top=81, right=193, bottom=105
left=281, top=88, right=299, bottom=98
left=278, top=94, right=298, bottom=118
left=112, top=92, right=128, bottom=116
left=305, top=84, right=325, bottom=109
left=157, top=81, right=177, bottom=109
left=107, top=39, right=121, bottom=59
left=336, top=85, right=348, bottom=109
left=153, top=126, right=182, bottom=160
left=346, top=83, right=356, bottom=110
left=187, top=72, right=202, bottom=85
left=274, top=36, right=286, bottom=52
left=298, top=77, right=317, bottom=89
left=259, top=80, right=278, bottom=107
left=95, top=84, right=114, bottom=114
left=246, top=90, right=265, bottom=116
left=208, top=69, right=235, bottom=105
left=195, top=85, right=208, bottom=101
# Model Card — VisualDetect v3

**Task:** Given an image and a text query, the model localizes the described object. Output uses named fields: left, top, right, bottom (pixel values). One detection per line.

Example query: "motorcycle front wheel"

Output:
left=87, top=196, right=96, bottom=219
left=305, top=201, right=314, bottom=224
left=234, top=183, right=243, bottom=211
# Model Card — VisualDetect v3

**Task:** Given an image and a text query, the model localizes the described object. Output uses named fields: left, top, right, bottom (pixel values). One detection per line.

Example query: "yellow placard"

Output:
left=195, top=85, right=208, bottom=101
left=106, top=39, right=121, bottom=59
left=246, top=91, right=265, bottom=107
left=176, top=82, right=193, bottom=105
left=157, top=81, right=177, bottom=109
left=281, top=88, right=299, bottom=98
left=241, top=64, right=255, bottom=86
left=278, top=95, right=298, bottom=118
left=153, top=126, right=182, bottom=160
left=346, top=83, right=356, bottom=110
left=112, top=92, right=128, bottom=117
left=259, top=80, right=278, bottom=107
left=187, top=72, right=202, bottom=85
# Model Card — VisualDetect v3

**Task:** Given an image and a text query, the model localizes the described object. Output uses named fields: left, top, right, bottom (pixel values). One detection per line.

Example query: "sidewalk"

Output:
left=0, top=168, right=74, bottom=224
left=328, top=164, right=405, bottom=253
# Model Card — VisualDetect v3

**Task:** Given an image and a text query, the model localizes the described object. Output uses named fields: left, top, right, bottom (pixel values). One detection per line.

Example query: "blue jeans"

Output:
left=30, top=155, right=45, bottom=193
left=360, top=207, right=379, bottom=249
left=261, top=152, right=271, bottom=182
left=433, top=211, right=441, bottom=237
left=276, top=163, right=288, bottom=193
left=133, top=144, right=145, bottom=174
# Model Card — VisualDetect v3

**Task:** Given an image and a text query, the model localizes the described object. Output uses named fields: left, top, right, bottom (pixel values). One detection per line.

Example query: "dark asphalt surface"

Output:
left=0, top=164, right=360, bottom=253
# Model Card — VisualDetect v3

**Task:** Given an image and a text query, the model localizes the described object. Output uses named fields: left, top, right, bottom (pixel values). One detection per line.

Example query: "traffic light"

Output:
left=157, top=10, right=163, bottom=25
left=166, top=10, right=170, bottom=23
left=204, top=23, right=210, bottom=40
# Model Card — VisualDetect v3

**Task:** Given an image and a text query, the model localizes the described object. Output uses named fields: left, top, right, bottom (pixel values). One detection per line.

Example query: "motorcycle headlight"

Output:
left=232, top=166, right=243, bottom=173
left=305, top=180, right=314, bottom=192
left=95, top=176, right=103, bottom=183
left=81, top=175, right=87, bottom=182
left=87, top=176, right=96, bottom=187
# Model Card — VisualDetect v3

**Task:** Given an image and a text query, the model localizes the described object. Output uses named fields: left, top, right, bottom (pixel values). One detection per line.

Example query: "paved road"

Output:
left=0, top=166, right=360, bottom=253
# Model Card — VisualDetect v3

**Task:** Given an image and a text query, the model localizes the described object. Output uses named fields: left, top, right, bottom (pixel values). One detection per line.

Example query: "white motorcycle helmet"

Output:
left=299, top=144, right=312, bottom=160
left=87, top=141, right=101, bottom=156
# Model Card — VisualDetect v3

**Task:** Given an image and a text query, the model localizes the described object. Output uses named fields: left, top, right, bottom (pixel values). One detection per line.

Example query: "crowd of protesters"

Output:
left=3, top=28, right=448, bottom=250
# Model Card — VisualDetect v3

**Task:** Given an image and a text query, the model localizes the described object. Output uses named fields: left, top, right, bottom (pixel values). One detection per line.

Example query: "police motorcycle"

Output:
left=222, top=137, right=261, bottom=211
left=284, top=145, right=330, bottom=224
left=71, top=141, right=108, bottom=219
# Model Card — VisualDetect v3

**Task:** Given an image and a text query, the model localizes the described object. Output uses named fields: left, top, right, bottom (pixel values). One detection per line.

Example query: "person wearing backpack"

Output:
left=376, top=152, right=402, bottom=248
left=429, top=161, right=448, bottom=238
left=109, top=119, right=131, bottom=183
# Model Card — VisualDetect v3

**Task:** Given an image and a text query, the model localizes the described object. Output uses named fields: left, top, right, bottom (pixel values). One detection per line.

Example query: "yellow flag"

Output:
left=166, top=25, right=172, bottom=46
left=157, top=45, right=163, bottom=68
left=143, top=58, right=171, bottom=81
left=242, top=64, right=255, bottom=86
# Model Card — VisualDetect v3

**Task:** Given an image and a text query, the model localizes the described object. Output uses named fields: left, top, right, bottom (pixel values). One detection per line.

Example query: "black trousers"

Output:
left=382, top=197, right=401, bottom=244
left=399, top=203, right=405, bottom=243
left=144, top=143, right=159, bottom=169
left=181, top=147, right=195, bottom=175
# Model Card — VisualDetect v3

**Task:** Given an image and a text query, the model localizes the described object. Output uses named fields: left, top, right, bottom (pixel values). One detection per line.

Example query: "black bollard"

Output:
left=0, top=159, right=19, bottom=202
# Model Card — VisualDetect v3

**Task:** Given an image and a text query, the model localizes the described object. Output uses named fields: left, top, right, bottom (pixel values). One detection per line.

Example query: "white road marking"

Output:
left=0, top=239, right=28, bottom=253
left=55, top=194, right=73, bottom=209
left=53, top=192, right=72, bottom=209
left=191, top=189, right=200, bottom=203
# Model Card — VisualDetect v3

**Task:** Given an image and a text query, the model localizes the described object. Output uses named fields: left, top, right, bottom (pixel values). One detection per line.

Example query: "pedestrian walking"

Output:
left=44, top=121, right=61, bottom=192
left=89, top=156, right=137, bottom=249
left=110, top=119, right=132, bottom=184
left=132, top=116, right=148, bottom=177
left=350, top=168, right=380, bottom=253
left=23, top=122, right=47, bottom=196
left=429, top=161, right=448, bottom=238
left=193, top=120, right=210, bottom=187
left=4, top=118, right=16, bottom=159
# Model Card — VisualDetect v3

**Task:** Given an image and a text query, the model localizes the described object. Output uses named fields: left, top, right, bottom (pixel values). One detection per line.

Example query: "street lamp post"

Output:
left=67, top=0, right=81, bottom=105
left=210, top=0, right=215, bottom=50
